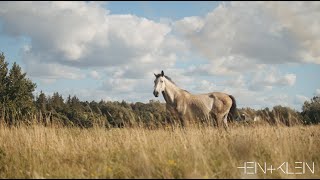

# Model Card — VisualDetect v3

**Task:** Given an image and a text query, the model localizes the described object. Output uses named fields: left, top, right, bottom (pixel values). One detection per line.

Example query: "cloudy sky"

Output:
left=0, top=1, right=319, bottom=111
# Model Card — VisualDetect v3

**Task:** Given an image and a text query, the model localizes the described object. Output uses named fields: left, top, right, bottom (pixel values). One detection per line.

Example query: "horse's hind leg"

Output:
left=215, top=113, right=229, bottom=130
left=214, top=114, right=224, bottom=128
left=223, top=113, right=229, bottom=131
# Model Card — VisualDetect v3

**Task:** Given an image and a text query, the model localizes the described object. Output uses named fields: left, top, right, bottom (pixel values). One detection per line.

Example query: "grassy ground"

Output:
left=0, top=124, right=319, bottom=179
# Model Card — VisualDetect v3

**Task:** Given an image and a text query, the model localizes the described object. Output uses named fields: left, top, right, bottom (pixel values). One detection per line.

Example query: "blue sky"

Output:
left=106, top=1, right=220, bottom=21
left=0, top=1, right=319, bottom=111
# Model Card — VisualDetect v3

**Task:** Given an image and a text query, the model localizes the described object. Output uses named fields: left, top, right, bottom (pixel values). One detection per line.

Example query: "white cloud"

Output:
left=224, top=75, right=246, bottom=88
left=295, top=94, right=309, bottom=105
left=193, top=80, right=216, bottom=92
left=281, top=74, right=296, bottom=86
left=220, top=87, right=262, bottom=109
left=174, top=1, right=320, bottom=76
left=0, top=1, right=183, bottom=80
left=39, top=78, right=57, bottom=85
left=0, top=1, right=109, bottom=60
left=163, top=68, right=195, bottom=86
left=102, top=78, right=137, bottom=93
left=174, top=16, right=204, bottom=36
left=258, top=94, right=291, bottom=108
left=185, top=56, right=267, bottom=76
left=263, top=2, right=320, bottom=64
left=248, top=68, right=296, bottom=91
left=90, top=70, right=100, bottom=80
left=316, top=89, right=320, bottom=96
left=24, top=57, right=85, bottom=80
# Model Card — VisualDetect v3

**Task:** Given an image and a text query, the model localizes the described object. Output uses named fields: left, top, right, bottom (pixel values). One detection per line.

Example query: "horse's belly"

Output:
left=187, top=102, right=211, bottom=119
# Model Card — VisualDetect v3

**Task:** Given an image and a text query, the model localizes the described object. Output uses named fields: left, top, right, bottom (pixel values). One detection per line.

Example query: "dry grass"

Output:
left=0, top=124, right=319, bottom=179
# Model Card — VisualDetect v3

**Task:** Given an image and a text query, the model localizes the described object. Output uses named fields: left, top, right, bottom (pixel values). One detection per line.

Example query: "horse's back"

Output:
left=180, top=90, right=233, bottom=113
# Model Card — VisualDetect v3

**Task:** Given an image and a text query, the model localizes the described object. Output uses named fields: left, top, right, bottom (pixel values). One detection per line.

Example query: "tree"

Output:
left=0, top=53, right=37, bottom=124
left=0, top=52, right=9, bottom=99
left=89, top=101, right=102, bottom=115
left=7, top=62, right=36, bottom=121
left=36, top=91, right=47, bottom=113
left=302, top=96, right=320, bottom=124
left=0, top=53, right=9, bottom=120
left=272, top=105, right=303, bottom=126
left=50, top=92, right=65, bottom=112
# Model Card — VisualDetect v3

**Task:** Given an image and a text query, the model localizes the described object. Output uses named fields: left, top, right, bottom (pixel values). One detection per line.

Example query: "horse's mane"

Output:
left=164, top=75, right=175, bottom=85
left=155, top=74, right=175, bottom=85
left=155, top=73, right=190, bottom=93
left=183, top=89, right=190, bottom=93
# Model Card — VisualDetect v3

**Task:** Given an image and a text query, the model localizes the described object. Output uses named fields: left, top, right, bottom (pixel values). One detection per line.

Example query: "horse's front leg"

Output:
left=177, top=112, right=186, bottom=128
left=166, top=105, right=179, bottom=130
left=176, top=103, right=188, bottom=128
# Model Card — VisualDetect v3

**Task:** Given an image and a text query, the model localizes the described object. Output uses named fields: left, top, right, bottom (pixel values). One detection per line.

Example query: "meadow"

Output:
left=0, top=123, right=319, bottom=179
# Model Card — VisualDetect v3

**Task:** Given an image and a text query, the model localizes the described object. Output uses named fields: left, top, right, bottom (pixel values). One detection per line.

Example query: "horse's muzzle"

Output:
left=153, top=90, right=159, bottom=97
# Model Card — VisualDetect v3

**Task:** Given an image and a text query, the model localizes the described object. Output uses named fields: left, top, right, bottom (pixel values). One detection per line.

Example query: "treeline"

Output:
left=33, top=92, right=172, bottom=128
left=0, top=52, right=319, bottom=128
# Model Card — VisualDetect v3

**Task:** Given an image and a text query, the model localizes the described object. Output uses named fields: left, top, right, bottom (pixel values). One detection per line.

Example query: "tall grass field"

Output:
left=0, top=123, right=319, bottom=179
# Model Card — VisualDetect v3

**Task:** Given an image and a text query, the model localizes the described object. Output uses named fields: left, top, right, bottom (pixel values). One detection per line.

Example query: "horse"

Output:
left=153, top=70, right=237, bottom=129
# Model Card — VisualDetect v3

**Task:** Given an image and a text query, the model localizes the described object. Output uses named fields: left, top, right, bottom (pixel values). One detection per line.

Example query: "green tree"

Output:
left=6, top=62, right=36, bottom=121
left=0, top=53, right=8, bottom=98
left=36, top=91, right=47, bottom=113
left=0, top=53, right=37, bottom=124
left=89, top=101, right=102, bottom=115
left=272, top=105, right=303, bottom=126
left=50, top=92, right=65, bottom=112
left=302, top=96, right=320, bottom=124
left=0, top=53, right=9, bottom=120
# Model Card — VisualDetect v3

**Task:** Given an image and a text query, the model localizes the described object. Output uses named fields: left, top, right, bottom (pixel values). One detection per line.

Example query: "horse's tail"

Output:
left=228, top=95, right=237, bottom=120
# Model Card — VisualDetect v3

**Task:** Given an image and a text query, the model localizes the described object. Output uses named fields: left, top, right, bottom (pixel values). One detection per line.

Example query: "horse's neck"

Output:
left=163, top=80, right=182, bottom=105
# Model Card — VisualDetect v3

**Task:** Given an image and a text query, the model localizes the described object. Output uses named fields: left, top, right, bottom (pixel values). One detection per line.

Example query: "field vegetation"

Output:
left=0, top=51, right=319, bottom=178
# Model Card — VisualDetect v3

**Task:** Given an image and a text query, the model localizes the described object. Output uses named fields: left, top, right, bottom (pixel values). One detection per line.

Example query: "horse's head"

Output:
left=153, top=70, right=165, bottom=97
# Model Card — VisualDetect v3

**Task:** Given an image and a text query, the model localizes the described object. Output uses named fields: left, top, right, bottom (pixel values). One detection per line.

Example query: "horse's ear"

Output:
left=154, top=73, right=157, bottom=77
left=161, top=70, right=164, bottom=77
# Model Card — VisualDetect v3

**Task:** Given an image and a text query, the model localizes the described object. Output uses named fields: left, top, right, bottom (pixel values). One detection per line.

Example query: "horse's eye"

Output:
left=160, top=80, right=163, bottom=83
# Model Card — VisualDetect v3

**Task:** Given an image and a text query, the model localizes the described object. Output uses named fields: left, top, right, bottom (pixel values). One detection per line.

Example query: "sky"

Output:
left=0, top=1, right=319, bottom=111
